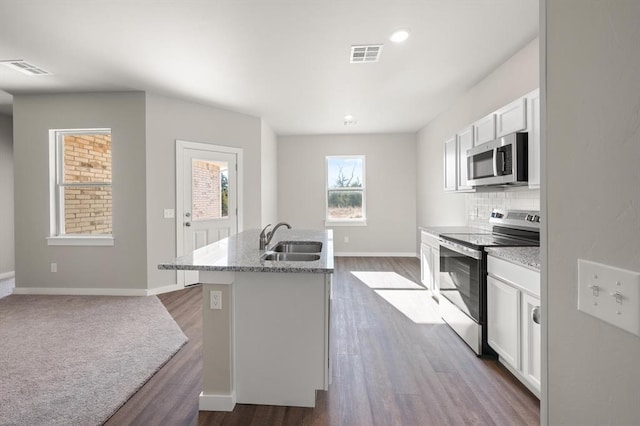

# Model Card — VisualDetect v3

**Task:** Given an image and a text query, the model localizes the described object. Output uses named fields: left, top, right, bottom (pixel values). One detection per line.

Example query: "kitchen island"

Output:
left=159, top=228, right=334, bottom=411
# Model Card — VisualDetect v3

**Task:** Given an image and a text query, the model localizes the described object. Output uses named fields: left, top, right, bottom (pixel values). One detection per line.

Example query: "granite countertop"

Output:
left=158, top=228, right=334, bottom=273
left=420, top=225, right=489, bottom=236
left=486, top=247, right=541, bottom=272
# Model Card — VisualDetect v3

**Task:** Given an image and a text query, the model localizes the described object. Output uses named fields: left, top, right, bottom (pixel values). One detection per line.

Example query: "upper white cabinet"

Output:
left=525, top=89, right=541, bottom=188
left=443, top=137, right=457, bottom=191
left=456, top=126, right=474, bottom=191
left=495, top=97, right=527, bottom=137
left=472, top=114, right=496, bottom=146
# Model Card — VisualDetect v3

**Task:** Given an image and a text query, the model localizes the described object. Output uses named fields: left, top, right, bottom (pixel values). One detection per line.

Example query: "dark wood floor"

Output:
left=106, top=257, right=539, bottom=425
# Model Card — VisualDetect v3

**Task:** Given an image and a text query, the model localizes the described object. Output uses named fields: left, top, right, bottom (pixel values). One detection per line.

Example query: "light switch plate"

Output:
left=578, top=259, right=640, bottom=336
left=163, top=209, right=175, bottom=219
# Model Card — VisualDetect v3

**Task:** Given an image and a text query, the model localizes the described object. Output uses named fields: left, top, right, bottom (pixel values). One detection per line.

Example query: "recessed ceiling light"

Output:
left=390, top=30, right=410, bottom=43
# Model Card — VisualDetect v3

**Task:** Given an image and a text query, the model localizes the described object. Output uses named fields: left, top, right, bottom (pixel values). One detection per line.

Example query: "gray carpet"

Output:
left=0, top=294, right=188, bottom=426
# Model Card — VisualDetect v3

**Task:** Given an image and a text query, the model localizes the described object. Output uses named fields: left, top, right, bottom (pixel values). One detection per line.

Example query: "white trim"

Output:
left=13, top=287, right=149, bottom=296
left=324, top=220, right=367, bottom=227
left=199, top=391, right=236, bottom=412
left=0, top=271, right=15, bottom=281
left=146, top=283, right=183, bottom=296
left=334, top=251, right=417, bottom=257
left=47, top=236, right=114, bottom=246
left=176, top=140, right=243, bottom=287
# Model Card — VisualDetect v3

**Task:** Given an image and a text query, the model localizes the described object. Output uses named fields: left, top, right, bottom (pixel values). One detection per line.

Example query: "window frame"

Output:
left=325, top=155, right=367, bottom=227
left=47, top=128, right=114, bottom=246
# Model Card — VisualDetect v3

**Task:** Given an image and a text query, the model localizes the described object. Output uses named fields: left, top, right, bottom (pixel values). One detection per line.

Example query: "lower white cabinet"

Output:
left=487, top=276, right=520, bottom=370
left=420, top=231, right=440, bottom=298
left=521, top=292, right=541, bottom=391
left=487, top=255, right=541, bottom=397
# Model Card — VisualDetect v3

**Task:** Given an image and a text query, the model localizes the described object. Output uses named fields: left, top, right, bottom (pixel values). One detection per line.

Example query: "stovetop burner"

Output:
left=439, top=209, right=541, bottom=250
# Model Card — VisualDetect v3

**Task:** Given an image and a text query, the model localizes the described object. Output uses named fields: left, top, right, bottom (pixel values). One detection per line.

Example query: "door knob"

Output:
left=185, top=222, right=191, bottom=227
left=185, top=212, right=191, bottom=218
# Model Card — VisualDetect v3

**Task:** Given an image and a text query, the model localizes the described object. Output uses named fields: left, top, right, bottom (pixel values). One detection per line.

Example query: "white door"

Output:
left=177, top=143, right=239, bottom=286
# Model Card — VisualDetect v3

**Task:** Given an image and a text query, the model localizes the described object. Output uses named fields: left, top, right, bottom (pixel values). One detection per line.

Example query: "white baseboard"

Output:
left=334, top=252, right=417, bottom=257
left=146, top=283, right=183, bottom=296
left=13, top=287, right=149, bottom=296
left=0, top=271, right=15, bottom=281
left=199, top=391, right=236, bottom=412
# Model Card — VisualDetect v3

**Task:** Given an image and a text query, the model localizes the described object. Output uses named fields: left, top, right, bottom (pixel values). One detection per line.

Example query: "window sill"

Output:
left=324, top=220, right=367, bottom=227
left=47, top=236, right=114, bottom=246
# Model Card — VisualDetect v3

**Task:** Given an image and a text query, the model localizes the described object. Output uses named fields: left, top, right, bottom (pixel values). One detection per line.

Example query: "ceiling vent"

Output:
left=350, top=45, right=383, bottom=63
left=1, top=60, right=51, bottom=76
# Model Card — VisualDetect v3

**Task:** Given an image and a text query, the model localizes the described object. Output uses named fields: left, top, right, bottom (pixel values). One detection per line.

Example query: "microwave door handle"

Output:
left=500, top=150, right=507, bottom=173
left=492, top=148, right=499, bottom=176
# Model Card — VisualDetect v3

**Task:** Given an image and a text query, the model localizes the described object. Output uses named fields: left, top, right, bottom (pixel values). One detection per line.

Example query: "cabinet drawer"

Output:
left=487, top=255, right=540, bottom=297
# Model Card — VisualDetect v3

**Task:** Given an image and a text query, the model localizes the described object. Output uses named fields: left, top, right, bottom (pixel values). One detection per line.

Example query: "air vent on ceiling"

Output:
left=1, top=60, right=51, bottom=76
left=350, top=45, right=383, bottom=63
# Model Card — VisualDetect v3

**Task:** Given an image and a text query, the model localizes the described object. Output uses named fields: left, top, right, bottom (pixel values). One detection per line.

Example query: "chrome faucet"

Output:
left=259, top=222, right=292, bottom=250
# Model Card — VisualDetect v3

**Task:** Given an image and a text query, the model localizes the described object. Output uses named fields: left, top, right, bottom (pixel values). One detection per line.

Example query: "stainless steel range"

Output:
left=438, top=210, right=540, bottom=356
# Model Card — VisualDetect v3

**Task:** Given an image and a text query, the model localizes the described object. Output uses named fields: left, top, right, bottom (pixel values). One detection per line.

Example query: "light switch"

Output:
left=163, top=209, right=175, bottom=219
left=578, top=259, right=640, bottom=336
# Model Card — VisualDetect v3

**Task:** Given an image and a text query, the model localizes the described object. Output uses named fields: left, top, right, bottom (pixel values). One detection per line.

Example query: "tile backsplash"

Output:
left=466, top=188, right=540, bottom=230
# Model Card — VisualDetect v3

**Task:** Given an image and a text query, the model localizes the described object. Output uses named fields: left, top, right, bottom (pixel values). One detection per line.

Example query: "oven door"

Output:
left=438, top=239, right=483, bottom=322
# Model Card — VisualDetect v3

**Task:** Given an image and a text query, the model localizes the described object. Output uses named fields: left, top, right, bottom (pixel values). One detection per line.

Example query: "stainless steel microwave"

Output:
left=466, top=132, right=528, bottom=186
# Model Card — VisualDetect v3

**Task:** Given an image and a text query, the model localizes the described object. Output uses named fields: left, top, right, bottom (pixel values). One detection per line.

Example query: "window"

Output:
left=326, top=155, right=366, bottom=225
left=48, top=129, right=113, bottom=246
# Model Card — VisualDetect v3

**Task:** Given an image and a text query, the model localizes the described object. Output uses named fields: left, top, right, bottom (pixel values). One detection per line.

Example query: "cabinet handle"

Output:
left=531, top=306, right=541, bottom=325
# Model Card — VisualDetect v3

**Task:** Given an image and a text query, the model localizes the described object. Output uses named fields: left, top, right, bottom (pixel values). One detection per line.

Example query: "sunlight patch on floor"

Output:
left=351, top=271, right=424, bottom=290
left=351, top=271, right=442, bottom=324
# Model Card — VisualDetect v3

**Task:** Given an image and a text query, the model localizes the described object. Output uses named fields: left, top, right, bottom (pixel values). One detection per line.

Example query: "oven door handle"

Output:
left=439, top=239, right=483, bottom=260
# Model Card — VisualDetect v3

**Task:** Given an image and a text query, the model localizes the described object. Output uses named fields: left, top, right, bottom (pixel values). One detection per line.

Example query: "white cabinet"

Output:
left=420, top=231, right=440, bottom=298
left=487, top=275, right=520, bottom=369
left=456, top=126, right=474, bottom=191
left=525, top=89, right=541, bottom=188
left=472, top=114, right=496, bottom=146
left=487, top=255, right=541, bottom=397
left=495, top=97, right=527, bottom=137
left=443, top=137, right=457, bottom=191
left=521, top=292, right=541, bottom=391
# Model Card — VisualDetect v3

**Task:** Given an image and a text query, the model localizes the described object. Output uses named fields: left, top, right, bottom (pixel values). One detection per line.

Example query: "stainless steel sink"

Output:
left=271, top=241, right=323, bottom=253
left=262, top=252, right=321, bottom=262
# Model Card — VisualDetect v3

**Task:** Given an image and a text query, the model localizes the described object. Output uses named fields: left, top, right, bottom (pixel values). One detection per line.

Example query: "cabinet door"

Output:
left=473, top=114, right=496, bottom=146
left=431, top=246, right=440, bottom=298
left=521, top=293, right=541, bottom=393
left=526, top=89, right=541, bottom=189
left=443, top=137, right=457, bottom=191
left=456, top=127, right=474, bottom=191
left=487, top=276, right=520, bottom=370
left=496, top=97, right=527, bottom=137
left=420, top=243, right=432, bottom=290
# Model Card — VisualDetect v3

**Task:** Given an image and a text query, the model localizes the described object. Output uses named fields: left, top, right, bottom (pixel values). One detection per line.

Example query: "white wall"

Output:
left=144, top=93, right=263, bottom=289
left=0, top=114, right=14, bottom=276
left=260, top=120, right=278, bottom=226
left=545, top=2, right=640, bottom=424
left=278, top=133, right=417, bottom=255
left=12, top=93, right=148, bottom=290
left=416, top=37, right=540, bottom=230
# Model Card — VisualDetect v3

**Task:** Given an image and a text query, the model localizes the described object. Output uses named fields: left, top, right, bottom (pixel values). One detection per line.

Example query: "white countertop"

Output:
left=158, top=228, right=334, bottom=273
left=486, top=246, right=541, bottom=272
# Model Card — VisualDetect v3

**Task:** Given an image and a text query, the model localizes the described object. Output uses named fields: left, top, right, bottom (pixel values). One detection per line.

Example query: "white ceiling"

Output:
left=0, top=0, right=538, bottom=135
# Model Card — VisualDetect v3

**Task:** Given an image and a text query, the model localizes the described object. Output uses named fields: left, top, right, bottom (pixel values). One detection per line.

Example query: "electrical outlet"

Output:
left=50, top=263, right=57, bottom=273
left=163, top=209, right=175, bottom=219
left=210, top=290, right=222, bottom=310
left=344, top=236, right=349, bottom=243
left=578, top=259, right=640, bottom=336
